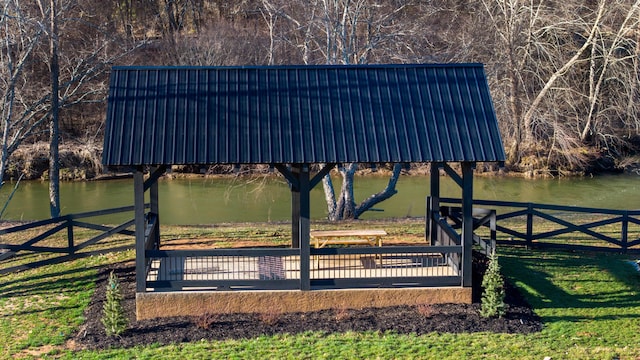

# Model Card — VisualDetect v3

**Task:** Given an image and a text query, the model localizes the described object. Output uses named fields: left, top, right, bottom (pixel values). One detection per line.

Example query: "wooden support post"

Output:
left=134, top=169, right=147, bottom=293
left=299, top=164, right=311, bottom=291
left=461, top=162, right=474, bottom=288
left=273, top=164, right=301, bottom=249
left=429, top=162, right=442, bottom=246
left=149, top=166, right=160, bottom=249
left=291, top=165, right=301, bottom=249
left=425, top=196, right=431, bottom=243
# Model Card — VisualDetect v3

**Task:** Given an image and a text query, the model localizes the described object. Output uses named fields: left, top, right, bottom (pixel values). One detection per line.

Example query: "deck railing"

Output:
left=144, top=245, right=463, bottom=291
left=311, top=245, right=462, bottom=288
left=146, top=248, right=301, bottom=290
left=438, top=198, right=640, bottom=253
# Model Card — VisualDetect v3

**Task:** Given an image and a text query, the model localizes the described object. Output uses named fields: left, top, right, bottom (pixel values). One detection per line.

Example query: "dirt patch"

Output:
left=73, top=253, right=542, bottom=350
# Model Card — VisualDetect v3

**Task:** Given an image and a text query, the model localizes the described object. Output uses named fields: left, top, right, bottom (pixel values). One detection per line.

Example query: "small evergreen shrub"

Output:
left=101, top=271, right=129, bottom=336
left=480, top=250, right=506, bottom=318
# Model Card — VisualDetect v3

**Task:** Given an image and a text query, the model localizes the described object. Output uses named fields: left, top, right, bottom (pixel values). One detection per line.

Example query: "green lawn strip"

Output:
left=499, top=247, right=640, bottom=358
left=55, top=332, right=637, bottom=359
left=0, top=250, right=133, bottom=358
left=3, top=222, right=640, bottom=359
left=53, top=246, right=640, bottom=359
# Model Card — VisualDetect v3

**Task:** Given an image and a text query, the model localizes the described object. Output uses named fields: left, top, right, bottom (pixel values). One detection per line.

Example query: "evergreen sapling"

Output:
left=101, top=270, right=128, bottom=336
left=480, top=250, right=506, bottom=318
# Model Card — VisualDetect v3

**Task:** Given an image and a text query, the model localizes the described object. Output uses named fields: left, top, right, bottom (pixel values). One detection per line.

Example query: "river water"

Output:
left=0, top=174, right=639, bottom=224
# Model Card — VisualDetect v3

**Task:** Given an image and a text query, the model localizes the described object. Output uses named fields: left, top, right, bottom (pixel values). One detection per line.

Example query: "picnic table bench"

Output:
left=309, top=229, right=387, bottom=248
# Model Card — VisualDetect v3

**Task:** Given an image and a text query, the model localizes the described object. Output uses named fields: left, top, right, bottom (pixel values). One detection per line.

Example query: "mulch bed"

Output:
left=73, top=252, right=542, bottom=350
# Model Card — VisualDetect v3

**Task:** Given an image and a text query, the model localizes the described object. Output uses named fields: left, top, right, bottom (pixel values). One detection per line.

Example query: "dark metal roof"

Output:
left=102, top=64, right=505, bottom=166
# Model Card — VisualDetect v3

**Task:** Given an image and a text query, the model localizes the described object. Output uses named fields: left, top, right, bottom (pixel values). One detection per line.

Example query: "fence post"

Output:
left=622, top=211, right=629, bottom=253
left=490, top=209, right=496, bottom=251
left=526, top=203, right=533, bottom=248
left=66, top=217, right=74, bottom=255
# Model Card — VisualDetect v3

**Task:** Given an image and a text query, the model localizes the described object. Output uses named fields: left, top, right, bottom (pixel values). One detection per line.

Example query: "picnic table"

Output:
left=309, top=229, right=387, bottom=248
left=309, top=229, right=387, bottom=268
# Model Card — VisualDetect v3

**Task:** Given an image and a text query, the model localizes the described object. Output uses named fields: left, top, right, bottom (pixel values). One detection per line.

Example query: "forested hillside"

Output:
left=3, top=0, right=640, bottom=180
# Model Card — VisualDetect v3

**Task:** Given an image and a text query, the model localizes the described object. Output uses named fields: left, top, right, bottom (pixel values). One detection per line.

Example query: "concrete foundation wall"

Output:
left=136, top=287, right=472, bottom=320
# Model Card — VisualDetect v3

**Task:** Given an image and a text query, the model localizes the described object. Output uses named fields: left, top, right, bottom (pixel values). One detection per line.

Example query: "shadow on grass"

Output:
left=0, top=243, right=133, bottom=275
left=1, top=304, right=89, bottom=317
left=0, top=263, right=102, bottom=299
left=0, top=238, right=134, bottom=299
left=499, top=246, right=640, bottom=322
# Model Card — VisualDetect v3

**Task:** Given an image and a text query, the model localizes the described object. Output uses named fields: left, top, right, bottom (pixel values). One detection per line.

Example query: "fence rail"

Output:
left=438, top=197, right=640, bottom=253
left=5, top=197, right=638, bottom=277
left=0, top=205, right=143, bottom=274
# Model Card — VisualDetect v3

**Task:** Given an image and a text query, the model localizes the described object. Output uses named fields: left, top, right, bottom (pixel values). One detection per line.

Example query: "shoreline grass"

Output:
left=1, top=221, right=640, bottom=359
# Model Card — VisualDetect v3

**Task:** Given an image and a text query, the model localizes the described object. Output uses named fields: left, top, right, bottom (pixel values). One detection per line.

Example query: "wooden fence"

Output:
left=4, top=196, right=640, bottom=276
left=0, top=205, right=141, bottom=274
left=438, top=197, right=640, bottom=254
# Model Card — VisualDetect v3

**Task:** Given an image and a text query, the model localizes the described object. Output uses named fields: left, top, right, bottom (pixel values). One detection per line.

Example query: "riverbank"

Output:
left=7, top=141, right=103, bottom=182
left=7, top=141, right=637, bottom=182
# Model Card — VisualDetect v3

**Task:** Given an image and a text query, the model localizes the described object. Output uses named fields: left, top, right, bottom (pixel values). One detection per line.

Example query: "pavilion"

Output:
left=102, top=64, right=505, bottom=319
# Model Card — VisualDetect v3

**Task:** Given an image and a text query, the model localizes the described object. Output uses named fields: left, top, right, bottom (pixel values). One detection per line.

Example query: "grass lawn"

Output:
left=1, top=221, right=640, bottom=359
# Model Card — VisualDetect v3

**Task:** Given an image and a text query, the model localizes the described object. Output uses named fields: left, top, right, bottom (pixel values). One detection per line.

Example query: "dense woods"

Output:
left=3, top=0, right=640, bottom=183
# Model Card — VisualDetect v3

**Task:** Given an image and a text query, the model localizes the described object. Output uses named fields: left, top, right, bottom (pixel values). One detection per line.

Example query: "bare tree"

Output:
left=579, top=1, right=640, bottom=145
left=259, top=0, right=416, bottom=220
left=477, top=0, right=640, bottom=172
left=0, top=0, right=47, bottom=192
left=155, top=0, right=205, bottom=35
left=521, top=2, right=605, bottom=145
left=163, top=20, right=266, bottom=66
left=0, top=0, right=145, bottom=213
left=46, top=0, right=60, bottom=217
left=479, top=0, right=549, bottom=163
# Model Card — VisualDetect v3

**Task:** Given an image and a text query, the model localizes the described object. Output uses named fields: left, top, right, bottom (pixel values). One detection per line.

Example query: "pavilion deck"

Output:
left=144, top=244, right=462, bottom=291
left=135, top=217, right=470, bottom=319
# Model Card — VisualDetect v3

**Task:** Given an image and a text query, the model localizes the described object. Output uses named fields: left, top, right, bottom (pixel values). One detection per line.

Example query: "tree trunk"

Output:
left=0, top=88, right=14, bottom=193
left=322, top=172, right=338, bottom=221
left=631, top=19, right=640, bottom=136
left=336, top=163, right=357, bottom=219
left=0, top=157, right=7, bottom=193
left=323, top=163, right=403, bottom=221
left=521, top=0, right=604, bottom=144
left=49, top=0, right=61, bottom=218
left=354, top=163, right=402, bottom=218
left=507, top=65, right=522, bottom=164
